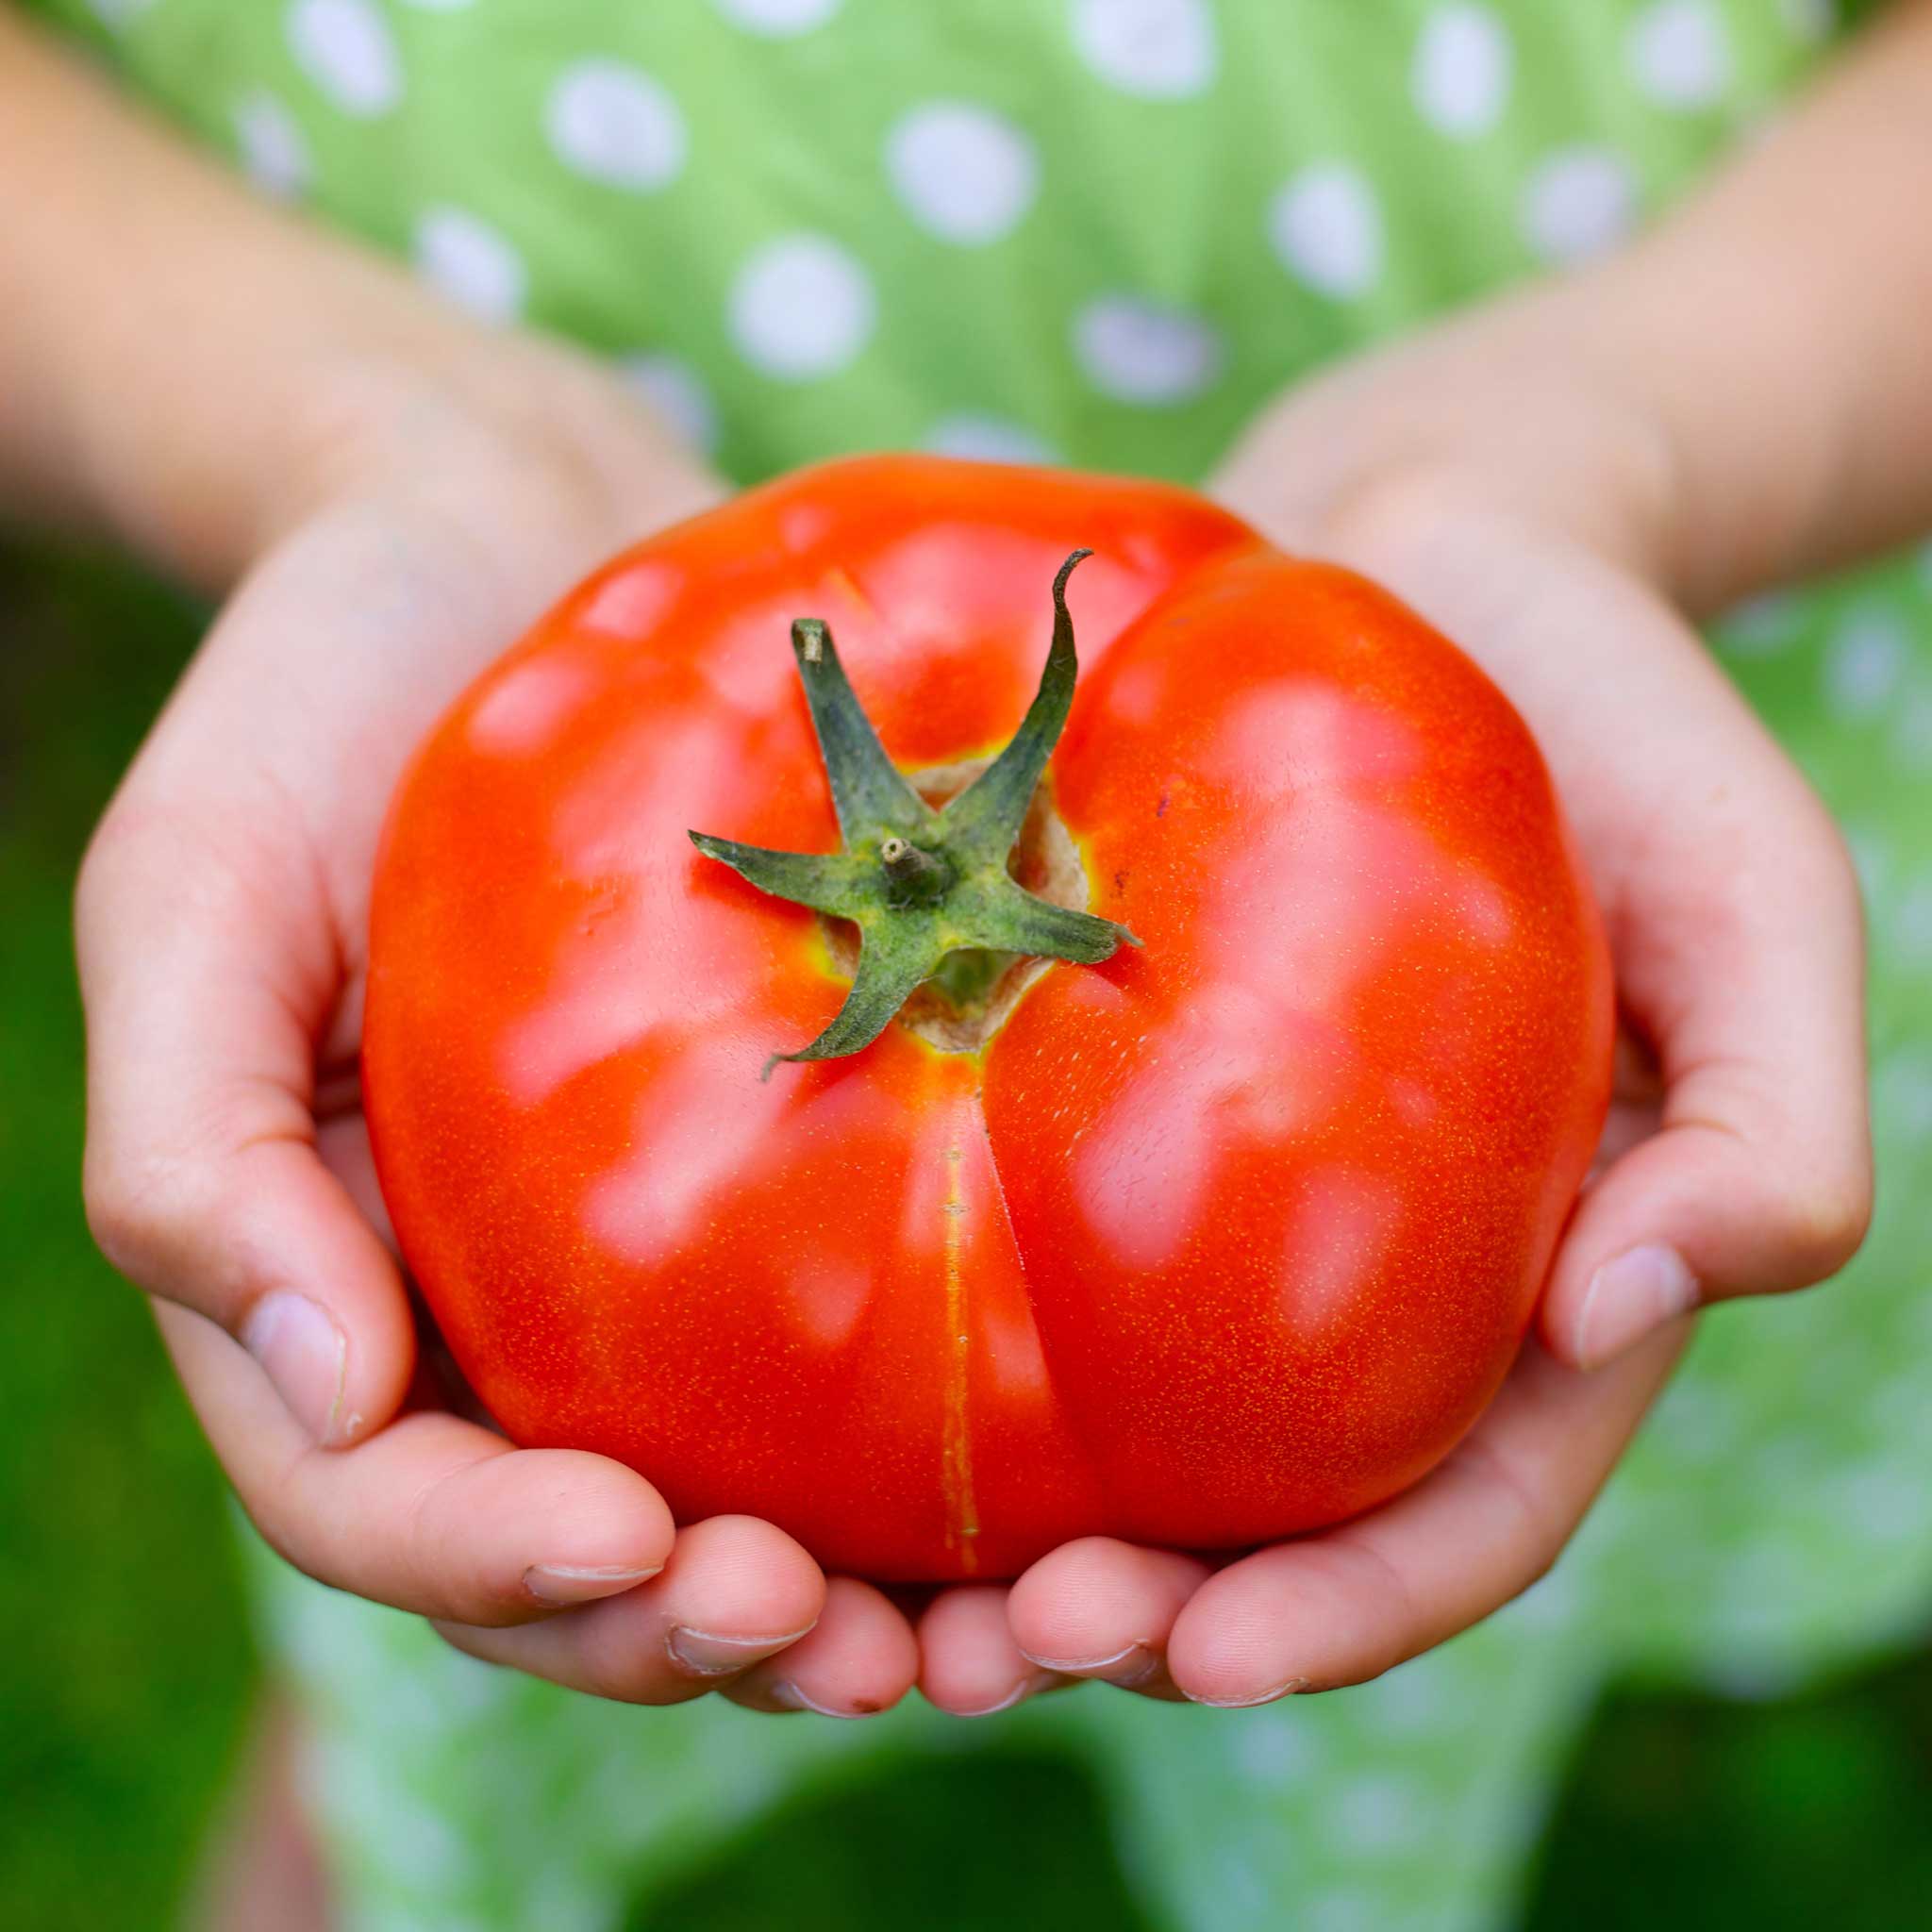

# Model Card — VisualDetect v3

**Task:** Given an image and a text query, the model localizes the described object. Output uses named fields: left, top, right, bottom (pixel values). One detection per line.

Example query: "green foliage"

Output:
left=1525, top=1655, right=1932, bottom=1932
left=0, top=542, right=255, bottom=1932
left=627, top=1749, right=1160, bottom=1932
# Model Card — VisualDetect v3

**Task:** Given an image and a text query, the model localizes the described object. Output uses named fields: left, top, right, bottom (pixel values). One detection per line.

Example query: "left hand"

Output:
left=913, top=293, right=1874, bottom=1714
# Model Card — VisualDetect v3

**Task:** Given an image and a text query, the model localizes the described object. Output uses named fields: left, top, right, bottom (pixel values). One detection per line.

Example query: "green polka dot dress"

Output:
left=32, top=3, right=1931, bottom=1927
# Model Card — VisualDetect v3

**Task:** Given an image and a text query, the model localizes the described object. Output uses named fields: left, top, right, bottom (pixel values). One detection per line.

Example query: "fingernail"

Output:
left=956, top=1669, right=1060, bottom=1719
left=767, top=1682, right=874, bottom=1719
left=1185, top=1676, right=1309, bottom=1710
left=242, top=1291, right=347, bottom=1443
left=1574, top=1243, right=1699, bottom=1371
left=666, top=1623, right=816, bottom=1677
left=525, top=1562, right=662, bottom=1607
left=1019, top=1641, right=1159, bottom=1687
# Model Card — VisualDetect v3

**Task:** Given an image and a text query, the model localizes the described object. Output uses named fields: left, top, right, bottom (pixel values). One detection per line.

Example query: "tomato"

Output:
left=364, top=455, right=1612, bottom=1583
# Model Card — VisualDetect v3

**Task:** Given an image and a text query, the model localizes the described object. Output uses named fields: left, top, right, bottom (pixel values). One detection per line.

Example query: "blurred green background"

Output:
left=3, top=536, right=1928, bottom=1932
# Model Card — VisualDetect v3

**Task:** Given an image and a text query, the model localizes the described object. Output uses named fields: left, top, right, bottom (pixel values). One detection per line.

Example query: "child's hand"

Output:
left=73, top=348, right=931, bottom=1717
left=65, top=302, right=1873, bottom=1726
left=950, top=292, right=1875, bottom=1711
left=953, top=4, right=1932, bottom=1712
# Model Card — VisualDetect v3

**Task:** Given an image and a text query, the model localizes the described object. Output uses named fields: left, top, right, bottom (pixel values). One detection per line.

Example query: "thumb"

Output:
left=76, top=796, right=413, bottom=1445
left=1541, top=799, right=1873, bottom=1372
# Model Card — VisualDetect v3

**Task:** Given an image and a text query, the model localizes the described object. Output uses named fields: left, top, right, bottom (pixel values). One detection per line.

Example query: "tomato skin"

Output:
left=364, top=455, right=1612, bottom=1582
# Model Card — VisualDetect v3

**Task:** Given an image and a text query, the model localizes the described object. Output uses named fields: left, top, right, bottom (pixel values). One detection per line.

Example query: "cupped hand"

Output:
left=75, top=347, right=920, bottom=1718
left=78, top=309, right=1873, bottom=1725
left=949, top=308, right=1875, bottom=1715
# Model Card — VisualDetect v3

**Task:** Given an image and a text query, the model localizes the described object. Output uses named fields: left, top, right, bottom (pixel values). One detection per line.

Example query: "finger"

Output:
left=918, top=1585, right=1063, bottom=1717
left=1542, top=769, right=1872, bottom=1373
left=158, top=1298, right=673, bottom=1623
left=316, top=1110, right=398, bottom=1257
left=77, top=799, right=411, bottom=1447
left=1165, top=1331, right=1683, bottom=1707
left=1007, top=1538, right=1208, bottom=1698
left=1299, top=502, right=1874, bottom=1370
left=727, top=1577, right=920, bottom=1718
left=433, top=1515, right=826, bottom=1705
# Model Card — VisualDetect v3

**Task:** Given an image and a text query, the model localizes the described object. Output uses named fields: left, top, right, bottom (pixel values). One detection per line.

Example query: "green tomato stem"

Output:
left=690, top=549, right=1141, bottom=1071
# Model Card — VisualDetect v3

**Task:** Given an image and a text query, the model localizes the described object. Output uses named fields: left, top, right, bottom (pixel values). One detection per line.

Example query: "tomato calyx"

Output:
left=690, top=548, right=1141, bottom=1076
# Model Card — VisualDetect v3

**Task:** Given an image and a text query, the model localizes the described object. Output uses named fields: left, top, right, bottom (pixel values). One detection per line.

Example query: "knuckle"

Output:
left=74, top=799, right=168, bottom=940
left=82, top=1141, right=242, bottom=1311
left=1770, top=790, right=1865, bottom=929
left=581, top=1637, right=665, bottom=1707
left=402, top=1465, right=477, bottom=1618
left=236, top=1491, right=324, bottom=1589
left=1774, top=1164, right=1875, bottom=1282
left=1457, top=1436, right=1566, bottom=1574
left=1811, top=818, right=1867, bottom=930
left=82, top=1145, right=186, bottom=1283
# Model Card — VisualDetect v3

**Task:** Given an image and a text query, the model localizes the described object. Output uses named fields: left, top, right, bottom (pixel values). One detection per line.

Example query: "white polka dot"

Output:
left=1843, top=823, right=1892, bottom=899
left=1072, top=295, right=1221, bottom=405
left=414, top=208, right=526, bottom=324
left=1629, top=2, right=1734, bottom=109
left=1365, top=1659, right=1457, bottom=1734
left=86, top=0, right=157, bottom=27
left=233, top=92, right=311, bottom=199
left=1895, top=873, right=1932, bottom=962
left=1411, top=5, right=1511, bottom=139
left=622, top=354, right=719, bottom=453
left=1523, top=148, right=1638, bottom=264
left=1780, top=0, right=1836, bottom=42
left=729, top=235, right=875, bottom=380
left=546, top=60, right=686, bottom=192
left=1336, top=1775, right=1424, bottom=1852
left=1712, top=1547, right=1816, bottom=1648
left=1654, top=1380, right=1741, bottom=1461
left=1878, top=1051, right=1932, bottom=1141
left=1717, top=591, right=1803, bottom=657
left=923, top=414, right=1058, bottom=465
left=1214, top=1861, right=1268, bottom=1918
left=713, top=0, right=842, bottom=34
left=1232, top=1717, right=1318, bottom=1781
left=1835, top=1465, right=1927, bottom=1541
left=288, top=0, right=402, bottom=118
left=1894, top=685, right=1932, bottom=770
left=1510, top=1563, right=1581, bottom=1630
left=885, top=103, right=1039, bottom=246
left=1071, top=0, right=1217, bottom=101
left=1268, top=163, right=1385, bottom=298
left=1824, top=608, right=1909, bottom=720
left=1307, top=1891, right=1377, bottom=1932
left=1705, top=1654, right=1807, bottom=1702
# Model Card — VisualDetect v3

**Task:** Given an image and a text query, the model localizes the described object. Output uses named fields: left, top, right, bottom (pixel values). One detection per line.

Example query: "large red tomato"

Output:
left=365, top=456, right=1611, bottom=1583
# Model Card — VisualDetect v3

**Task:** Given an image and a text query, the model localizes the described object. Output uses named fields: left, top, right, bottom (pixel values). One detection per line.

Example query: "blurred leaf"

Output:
left=625, top=1748, right=1160, bottom=1932
left=0, top=539, right=254, bottom=1932
left=1524, top=1652, right=1932, bottom=1931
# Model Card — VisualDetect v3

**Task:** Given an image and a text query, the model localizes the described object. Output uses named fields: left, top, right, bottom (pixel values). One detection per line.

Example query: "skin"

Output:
left=4, top=7, right=1920, bottom=1741
left=366, top=458, right=1612, bottom=1583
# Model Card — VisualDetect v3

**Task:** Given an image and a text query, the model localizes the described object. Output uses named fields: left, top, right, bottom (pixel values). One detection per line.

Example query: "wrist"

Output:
left=0, top=19, right=719, bottom=590
left=242, top=325, right=726, bottom=570
left=1212, top=277, right=1689, bottom=602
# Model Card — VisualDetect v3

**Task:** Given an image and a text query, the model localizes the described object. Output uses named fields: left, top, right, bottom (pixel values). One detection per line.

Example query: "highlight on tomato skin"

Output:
left=362, top=453, right=1614, bottom=1585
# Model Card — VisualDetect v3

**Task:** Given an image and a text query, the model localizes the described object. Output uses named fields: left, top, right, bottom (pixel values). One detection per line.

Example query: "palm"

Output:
left=83, top=406, right=1866, bottom=1714
left=987, top=485, right=1865, bottom=1708
left=241, top=502, right=638, bottom=1232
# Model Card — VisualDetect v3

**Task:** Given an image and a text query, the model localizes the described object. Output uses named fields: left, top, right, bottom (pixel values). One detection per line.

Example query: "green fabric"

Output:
left=26, top=2, right=1932, bottom=1928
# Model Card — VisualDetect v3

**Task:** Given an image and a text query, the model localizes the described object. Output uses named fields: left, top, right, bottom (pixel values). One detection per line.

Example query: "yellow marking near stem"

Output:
left=939, top=1141, right=980, bottom=1570
left=827, top=566, right=881, bottom=625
